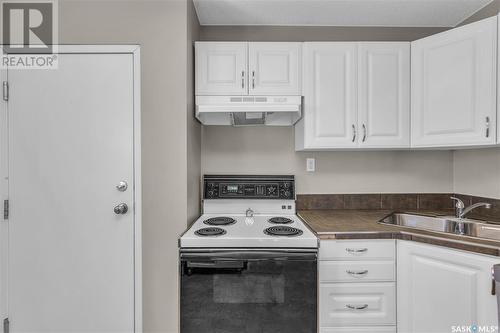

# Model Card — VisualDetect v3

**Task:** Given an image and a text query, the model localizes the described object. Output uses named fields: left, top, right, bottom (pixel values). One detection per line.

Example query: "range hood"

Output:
left=195, top=96, right=302, bottom=126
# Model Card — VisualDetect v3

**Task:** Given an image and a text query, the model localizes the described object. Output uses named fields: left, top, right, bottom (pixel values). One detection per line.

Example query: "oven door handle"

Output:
left=180, top=250, right=318, bottom=261
left=186, top=260, right=246, bottom=269
left=184, top=260, right=248, bottom=276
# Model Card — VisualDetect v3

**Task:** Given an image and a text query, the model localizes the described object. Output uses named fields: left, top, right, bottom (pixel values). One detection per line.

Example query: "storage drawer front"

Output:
left=320, top=240, right=395, bottom=261
left=319, top=261, right=395, bottom=282
left=320, top=326, right=396, bottom=333
left=320, top=282, right=396, bottom=326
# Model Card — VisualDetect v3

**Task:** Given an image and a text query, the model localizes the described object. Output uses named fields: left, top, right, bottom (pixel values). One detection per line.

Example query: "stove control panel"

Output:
left=204, top=175, right=294, bottom=200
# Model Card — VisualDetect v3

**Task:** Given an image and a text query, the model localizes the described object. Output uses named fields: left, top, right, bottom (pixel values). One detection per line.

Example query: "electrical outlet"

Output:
left=306, top=158, right=315, bottom=172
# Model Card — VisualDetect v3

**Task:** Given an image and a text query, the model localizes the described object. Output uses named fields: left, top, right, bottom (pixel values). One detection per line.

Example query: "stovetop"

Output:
left=180, top=175, right=318, bottom=249
left=180, top=213, right=318, bottom=248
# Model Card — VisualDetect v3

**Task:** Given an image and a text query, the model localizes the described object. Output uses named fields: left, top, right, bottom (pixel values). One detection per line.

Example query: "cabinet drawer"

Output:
left=320, top=282, right=396, bottom=326
left=320, top=240, right=395, bottom=261
left=319, top=261, right=395, bottom=282
left=320, top=326, right=396, bottom=333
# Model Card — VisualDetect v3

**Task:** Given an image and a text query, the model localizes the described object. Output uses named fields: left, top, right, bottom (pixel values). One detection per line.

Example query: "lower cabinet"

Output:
left=319, top=240, right=397, bottom=332
left=319, top=239, right=500, bottom=333
left=397, top=241, right=499, bottom=333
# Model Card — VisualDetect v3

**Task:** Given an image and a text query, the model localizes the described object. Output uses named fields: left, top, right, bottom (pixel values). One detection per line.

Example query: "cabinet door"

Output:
left=358, top=43, right=410, bottom=148
left=195, top=42, right=247, bottom=95
left=411, top=17, right=497, bottom=148
left=397, top=241, right=499, bottom=333
left=299, top=43, right=358, bottom=149
left=248, top=42, right=301, bottom=95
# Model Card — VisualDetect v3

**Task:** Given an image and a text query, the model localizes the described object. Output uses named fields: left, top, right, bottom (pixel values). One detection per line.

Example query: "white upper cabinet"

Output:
left=196, top=42, right=301, bottom=96
left=358, top=43, right=410, bottom=148
left=411, top=16, right=498, bottom=148
left=296, top=42, right=410, bottom=150
left=296, top=43, right=358, bottom=149
left=196, top=42, right=248, bottom=95
left=398, top=241, right=499, bottom=333
left=248, top=42, right=302, bottom=95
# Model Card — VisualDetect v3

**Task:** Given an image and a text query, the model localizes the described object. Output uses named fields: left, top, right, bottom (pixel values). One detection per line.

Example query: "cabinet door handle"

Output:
left=486, top=116, right=490, bottom=138
left=346, top=269, right=368, bottom=276
left=346, top=304, right=368, bottom=310
left=252, top=70, right=255, bottom=89
left=492, top=267, right=496, bottom=296
left=346, top=248, right=368, bottom=254
left=352, top=124, right=357, bottom=142
left=362, top=124, right=367, bottom=142
left=241, top=71, right=245, bottom=89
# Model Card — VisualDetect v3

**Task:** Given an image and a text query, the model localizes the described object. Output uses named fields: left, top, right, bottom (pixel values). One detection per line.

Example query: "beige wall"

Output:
left=200, top=26, right=447, bottom=41
left=202, top=127, right=454, bottom=194
left=453, top=149, right=500, bottom=198
left=199, top=26, right=455, bottom=195
left=59, top=1, right=200, bottom=332
left=453, top=0, right=500, bottom=199
left=187, top=1, right=202, bottom=224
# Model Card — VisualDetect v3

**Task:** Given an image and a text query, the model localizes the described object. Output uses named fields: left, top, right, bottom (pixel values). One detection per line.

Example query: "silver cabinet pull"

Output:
left=492, top=267, right=496, bottom=296
left=252, top=70, right=255, bottom=89
left=362, top=124, right=367, bottom=142
left=346, top=304, right=368, bottom=310
left=486, top=116, right=490, bottom=138
left=346, top=269, right=369, bottom=276
left=114, top=203, right=128, bottom=215
left=346, top=248, right=368, bottom=254
left=352, top=124, right=357, bottom=142
left=241, top=71, right=245, bottom=89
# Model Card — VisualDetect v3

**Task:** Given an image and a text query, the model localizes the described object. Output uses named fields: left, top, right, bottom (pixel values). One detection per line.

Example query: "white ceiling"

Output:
left=193, top=0, right=494, bottom=27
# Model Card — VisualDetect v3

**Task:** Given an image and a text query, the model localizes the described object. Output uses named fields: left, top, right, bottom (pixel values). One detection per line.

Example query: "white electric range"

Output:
left=179, top=175, right=318, bottom=333
left=179, top=175, right=318, bottom=249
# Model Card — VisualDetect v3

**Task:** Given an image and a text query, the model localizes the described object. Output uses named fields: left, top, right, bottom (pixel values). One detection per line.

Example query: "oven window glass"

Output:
left=181, top=258, right=317, bottom=333
left=213, top=273, right=285, bottom=304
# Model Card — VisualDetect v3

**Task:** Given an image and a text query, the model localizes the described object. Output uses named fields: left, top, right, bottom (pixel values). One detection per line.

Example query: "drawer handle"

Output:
left=492, top=267, right=496, bottom=296
left=346, top=248, right=368, bottom=254
left=346, top=304, right=368, bottom=310
left=346, top=269, right=369, bottom=276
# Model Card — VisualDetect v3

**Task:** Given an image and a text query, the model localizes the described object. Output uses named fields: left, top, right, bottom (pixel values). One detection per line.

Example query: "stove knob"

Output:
left=207, top=190, right=214, bottom=197
left=284, top=190, right=291, bottom=198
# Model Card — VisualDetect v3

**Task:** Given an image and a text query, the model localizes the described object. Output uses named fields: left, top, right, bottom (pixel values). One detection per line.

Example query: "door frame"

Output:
left=0, top=45, right=142, bottom=333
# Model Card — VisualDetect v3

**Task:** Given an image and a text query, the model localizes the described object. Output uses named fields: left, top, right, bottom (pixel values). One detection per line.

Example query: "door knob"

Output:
left=114, top=203, right=128, bottom=215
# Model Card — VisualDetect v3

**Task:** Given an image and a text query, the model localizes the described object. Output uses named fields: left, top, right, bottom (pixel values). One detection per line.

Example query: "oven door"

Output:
left=180, top=249, right=317, bottom=333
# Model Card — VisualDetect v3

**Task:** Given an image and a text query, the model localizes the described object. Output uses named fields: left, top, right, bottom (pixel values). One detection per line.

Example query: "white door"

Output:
left=0, top=68, right=8, bottom=330
left=300, top=43, right=358, bottom=149
left=195, top=42, right=248, bottom=95
left=248, top=42, right=301, bottom=95
left=397, top=241, right=499, bottom=333
left=358, top=43, right=410, bottom=148
left=6, top=52, right=137, bottom=332
left=411, top=16, right=497, bottom=148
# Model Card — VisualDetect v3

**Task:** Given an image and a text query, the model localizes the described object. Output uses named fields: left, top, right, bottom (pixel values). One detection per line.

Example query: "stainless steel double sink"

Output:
left=379, top=213, right=500, bottom=242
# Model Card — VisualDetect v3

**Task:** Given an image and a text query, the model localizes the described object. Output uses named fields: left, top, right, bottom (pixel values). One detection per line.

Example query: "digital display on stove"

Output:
left=226, top=185, right=238, bottom=192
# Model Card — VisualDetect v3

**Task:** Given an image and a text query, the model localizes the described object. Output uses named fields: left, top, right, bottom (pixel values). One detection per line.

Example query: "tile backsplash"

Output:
left=296, top=193, right=500, bottom=222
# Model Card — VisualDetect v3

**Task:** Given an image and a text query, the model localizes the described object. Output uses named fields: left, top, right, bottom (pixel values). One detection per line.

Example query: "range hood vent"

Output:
left=195, top=95, right=302, bottom=126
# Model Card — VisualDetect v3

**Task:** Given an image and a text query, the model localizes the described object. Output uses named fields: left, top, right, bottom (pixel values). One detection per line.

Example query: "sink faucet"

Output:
left=450, top=197, right=492, bottom=219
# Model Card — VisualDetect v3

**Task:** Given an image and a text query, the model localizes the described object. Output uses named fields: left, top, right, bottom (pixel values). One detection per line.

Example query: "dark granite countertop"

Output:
left=298, top=209, right=500, bottom=256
